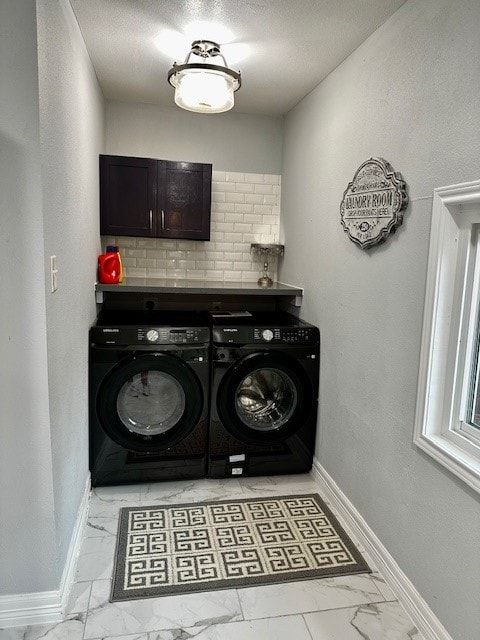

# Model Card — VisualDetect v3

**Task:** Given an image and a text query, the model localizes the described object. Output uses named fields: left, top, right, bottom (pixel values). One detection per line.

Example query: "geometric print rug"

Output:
left=111, top=493, right=370, bottom=602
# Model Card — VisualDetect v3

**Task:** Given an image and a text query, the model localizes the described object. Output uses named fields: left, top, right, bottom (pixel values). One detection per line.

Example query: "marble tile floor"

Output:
left=2, top=474, right=425, bottom=640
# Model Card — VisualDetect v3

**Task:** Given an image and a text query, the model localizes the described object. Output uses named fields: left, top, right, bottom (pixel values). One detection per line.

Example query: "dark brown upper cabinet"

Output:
left=100, top=155, right=212, bottom=241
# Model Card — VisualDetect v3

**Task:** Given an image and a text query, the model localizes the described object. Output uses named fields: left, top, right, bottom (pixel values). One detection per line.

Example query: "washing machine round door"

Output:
left=217, top=351, right=313, bottom=444
left=97, top=353, right=203, bottom=452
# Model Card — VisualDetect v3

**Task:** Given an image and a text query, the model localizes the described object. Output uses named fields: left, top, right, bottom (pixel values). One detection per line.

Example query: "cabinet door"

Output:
left=100, top=155, right=156, bottom=237
left=158, top=161, right=212, bottom=241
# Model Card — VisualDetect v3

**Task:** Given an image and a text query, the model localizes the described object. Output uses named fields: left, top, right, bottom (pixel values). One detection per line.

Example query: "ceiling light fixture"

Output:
left=168, top=40, right=241, bottom=114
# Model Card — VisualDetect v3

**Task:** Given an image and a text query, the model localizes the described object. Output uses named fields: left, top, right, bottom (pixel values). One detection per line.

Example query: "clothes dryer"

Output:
left=89, top=310, right=210, bottom=486
left=208, top=312, right=319, bottom=478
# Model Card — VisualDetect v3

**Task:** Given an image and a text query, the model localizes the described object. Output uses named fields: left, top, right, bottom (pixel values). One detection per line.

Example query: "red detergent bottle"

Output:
left=105, top=245, right=123, bottom=282
left=98, top=249, right=121, bottom=284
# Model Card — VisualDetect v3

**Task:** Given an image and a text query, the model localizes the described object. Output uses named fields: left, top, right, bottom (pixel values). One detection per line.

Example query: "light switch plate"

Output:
left=50, top=255, right=58, bottom=292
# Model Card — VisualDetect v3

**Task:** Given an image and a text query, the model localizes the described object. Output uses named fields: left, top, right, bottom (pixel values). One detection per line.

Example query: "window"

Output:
left=414, top=180, right=480, bottom=494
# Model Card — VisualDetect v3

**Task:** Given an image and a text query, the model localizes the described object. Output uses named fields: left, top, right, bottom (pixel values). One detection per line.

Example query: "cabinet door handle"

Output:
left=161, top=210, right=165, bottom=229
left=149, top=210, right=153, bottom=229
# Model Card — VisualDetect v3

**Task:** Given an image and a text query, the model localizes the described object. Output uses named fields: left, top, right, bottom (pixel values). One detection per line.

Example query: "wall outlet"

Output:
left=50, top=255, right=58, bottom=292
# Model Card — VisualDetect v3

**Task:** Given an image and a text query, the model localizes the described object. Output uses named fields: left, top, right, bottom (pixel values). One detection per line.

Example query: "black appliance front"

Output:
left=209, top=312, right=320, bottom=478
left=89, top=311, right=210, bottom=486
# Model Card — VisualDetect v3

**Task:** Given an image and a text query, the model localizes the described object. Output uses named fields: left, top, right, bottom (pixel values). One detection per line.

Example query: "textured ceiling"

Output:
left=70, top=0, right=406, bottom=116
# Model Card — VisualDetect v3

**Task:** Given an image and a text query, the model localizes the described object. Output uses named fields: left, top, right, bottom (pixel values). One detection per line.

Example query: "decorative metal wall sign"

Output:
left=340, top=158, right=408, bottom=249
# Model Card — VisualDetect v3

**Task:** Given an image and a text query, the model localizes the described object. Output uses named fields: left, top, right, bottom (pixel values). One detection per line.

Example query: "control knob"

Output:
left=146, top=329, right=159, bottom=342
left=262, top=329, right=274, bottom=342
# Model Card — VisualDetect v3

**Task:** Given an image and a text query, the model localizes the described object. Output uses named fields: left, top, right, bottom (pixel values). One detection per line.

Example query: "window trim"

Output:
left=414, top=180, right=480, bottom=494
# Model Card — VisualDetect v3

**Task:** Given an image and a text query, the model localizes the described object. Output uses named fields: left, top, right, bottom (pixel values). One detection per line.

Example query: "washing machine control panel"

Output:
left=90, top=325, right=210, bottom=345
left=138, top=327, right=210, bottom=344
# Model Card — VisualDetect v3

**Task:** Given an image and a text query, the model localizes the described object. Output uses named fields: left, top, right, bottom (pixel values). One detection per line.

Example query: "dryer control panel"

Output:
left=253, top=326, right=316, bottom=343
left=213, top=325, right=318, bottom=345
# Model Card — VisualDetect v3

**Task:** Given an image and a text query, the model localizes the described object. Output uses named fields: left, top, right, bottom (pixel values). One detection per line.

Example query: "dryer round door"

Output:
left=97, top=353, right=203, bottom=452
left=217, top=351, right=313, bottom=445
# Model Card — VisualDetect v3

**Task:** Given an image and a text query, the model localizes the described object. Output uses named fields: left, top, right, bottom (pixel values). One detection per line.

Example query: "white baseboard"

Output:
left=311, top=459, right=452, bottom=640
left=0, top=474, right=90, bottom=628
left=59, top=473, right=91, bottom=612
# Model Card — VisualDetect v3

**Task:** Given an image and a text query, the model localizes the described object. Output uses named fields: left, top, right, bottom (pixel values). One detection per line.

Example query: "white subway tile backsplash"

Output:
left=146, top=249, right=166, bottom=259
left=236, top=182, right=255, bottom=193
left=234, top=261, right=251, bottom=270
left=136, top=238, right=157, bottom=249
left=254, top=183, right=273, bottom=195
left=176, top=260, right=197, bottom=270
left=218, top=181, right=237, bottom=193
left=166, top=269, right=187, bottom=279
left=196, top=260, right=215, bottom=270
left=233, top=223, right=253, bottom=234
left=203, top=269, right=224, bottom=280
left=244, top=173, right=263, bottom=183
left=155, top=239, right=176, bottom=249
left=226, top=171, right=244, bottom=182
left=145, top=268, right=167, bottom=278
left=185, top=252, right=206, bottom=262
left=155, top=259, right=175, bottom=269
left=234, top=242, right=251, bottom=253
left=234, top=203, right=254, bottom=214
left=224, top=270, right=244, bottom=281
left=208, top=251, right=227, bottom=260
left=124, top=248, right=147, bottom=258
left=253, top=204, right=273, bottom=216
left=225, top=192, right=245, bottom=204
left=260, top=215, right=278, bottom=226
left=245, top=193, right=264, bottom=204
left=117, top=237, right=138, bottom=248
left=127, top=267, right=147, bottom=277
left=189, top=240, right=208, bottom=248
left=215, top=261, right=234, bottom=270
left=102, top=170, right=281, bottom=283
left=137, top=258, right=157, bottom=268
left=212, top=242, right=234, bottom=252
left=186, top=269, right=206, bottom=280
left=227, top=212, right=247, bottom=223
left=259, top=233, right=277, bottom=243
left=264, top=174, right=280, bottom=185
left=216, top=222, right=235, bottom=233
left=263, top=194, right=277, bottom=205
left=243, top=214, right=263, bottom=224
left=252, top=225, right=272, bottom=236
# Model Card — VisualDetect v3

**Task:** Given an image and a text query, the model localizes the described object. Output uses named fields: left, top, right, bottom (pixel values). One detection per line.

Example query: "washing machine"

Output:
left=208, top=311, right=320, bottom=478
left=89, top=310, right=210, bottom=486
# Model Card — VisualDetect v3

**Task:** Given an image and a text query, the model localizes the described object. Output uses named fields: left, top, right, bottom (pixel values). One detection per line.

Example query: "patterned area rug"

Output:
left=111, top=493, right=370, bottom=601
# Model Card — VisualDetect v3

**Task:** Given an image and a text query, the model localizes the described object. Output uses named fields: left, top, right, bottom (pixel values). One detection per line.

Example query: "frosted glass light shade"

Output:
left=174, top=68, right=235, bottom=113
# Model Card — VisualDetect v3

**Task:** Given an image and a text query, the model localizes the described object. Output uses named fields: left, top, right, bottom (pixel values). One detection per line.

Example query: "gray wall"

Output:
left=280, top=1, right=480, bottom=638
left=0, top=0, right=104, bottom=598
left=106, top=100, right=283, bottom=174
left=37, top=0, right=105, bottom=577
left=0, top=0, right=57, bottom=594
